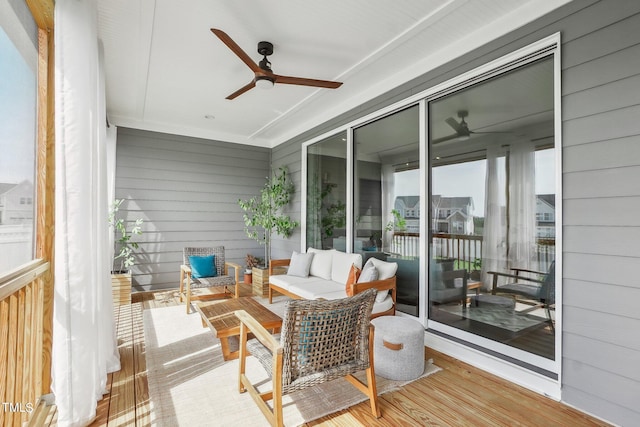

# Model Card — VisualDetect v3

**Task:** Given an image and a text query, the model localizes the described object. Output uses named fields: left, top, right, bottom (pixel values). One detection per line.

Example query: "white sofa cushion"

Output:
left=285, top=280, right=344, bottom=300
left=269, top=274, right=320, bottom=292
left=331, top=252, right=363, bottom=284
left=371, top=294, right=394, bottom=315
left=307, top=248, right=334, bottom=280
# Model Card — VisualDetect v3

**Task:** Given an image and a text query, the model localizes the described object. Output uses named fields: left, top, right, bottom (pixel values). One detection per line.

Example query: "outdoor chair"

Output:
left=430, top=268, right=468, bottom=307
left=179, top=246, right=241, bottom=313
left=235, top=288, right=380, bottom=427
left=487, top=261, right=555, bottom=329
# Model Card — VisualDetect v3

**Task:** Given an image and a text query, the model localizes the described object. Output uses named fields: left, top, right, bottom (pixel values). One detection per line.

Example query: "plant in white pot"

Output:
left=238, top=167, right=298, bottom=266
left=108, top=199, right=143, bottom=304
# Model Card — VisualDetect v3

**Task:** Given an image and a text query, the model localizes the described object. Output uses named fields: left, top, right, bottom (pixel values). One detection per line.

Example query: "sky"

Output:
left=0, top=26, right=37, bottom=184
left=394, top=149, right=556, bottom=216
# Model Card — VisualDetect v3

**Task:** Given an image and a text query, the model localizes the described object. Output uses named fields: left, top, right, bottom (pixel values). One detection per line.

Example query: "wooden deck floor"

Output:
left=42, top=284, right=611, bottom=426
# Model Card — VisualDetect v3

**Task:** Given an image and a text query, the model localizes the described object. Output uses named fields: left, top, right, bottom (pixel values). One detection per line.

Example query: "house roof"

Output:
left=537, top=194, right=555, bottom=208
left=395, top=196, right=420, bottom=209
left=0, top=183, right=18, bottom=195
left=433, top=195, right=474, bottom=210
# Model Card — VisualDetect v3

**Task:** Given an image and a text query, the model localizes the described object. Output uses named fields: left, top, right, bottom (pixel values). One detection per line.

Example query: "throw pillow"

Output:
left=345, top=264, right=361, bottom=297
left=357, top=259, right=379, bottom=283
left=358, top=259, right=389, bottom=303
left=189, top=255, right=216, bottom=279
left=288, top=251, right=315, bottom=278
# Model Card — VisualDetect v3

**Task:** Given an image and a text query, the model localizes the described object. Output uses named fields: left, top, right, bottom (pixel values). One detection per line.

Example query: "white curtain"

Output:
left=481, top=146, right=507, bottom=287
left=53, top=1, right=120, bottom=426
left=507, top=140, right=537, bottom=270
left=381, top=164, right=395, bottom=252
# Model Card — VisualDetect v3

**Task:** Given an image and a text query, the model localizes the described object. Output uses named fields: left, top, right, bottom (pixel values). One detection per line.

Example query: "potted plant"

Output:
left=238, top=167, right=298, bottom=265
left=108, top=199, right=143, bottom=304
left=244, top=254, right=263, bottom=283
left=470, top=257, right=482, bottom=281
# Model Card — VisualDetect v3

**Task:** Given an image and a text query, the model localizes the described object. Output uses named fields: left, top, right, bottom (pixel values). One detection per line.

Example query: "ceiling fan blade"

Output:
left=211, top=28, right=261, bottom=73
left=470, top=130, right=513, bottom=134
left=274, top=74, right=342, bottom=89
left=445, top=117, right=464, bottom=134
left=226, top=81, right=256, bottom=100
left=431, top=134, right=459, bottom=144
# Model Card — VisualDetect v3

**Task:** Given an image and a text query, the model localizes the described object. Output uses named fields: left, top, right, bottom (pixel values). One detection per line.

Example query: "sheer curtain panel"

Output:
left=53, top=1, right=120, bottom=426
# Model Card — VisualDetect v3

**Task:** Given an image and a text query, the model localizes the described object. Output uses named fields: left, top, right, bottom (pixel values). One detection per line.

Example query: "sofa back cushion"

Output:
left=307, top=248, right=334, bottom=280
left=331, top=251, right=363, bottom=284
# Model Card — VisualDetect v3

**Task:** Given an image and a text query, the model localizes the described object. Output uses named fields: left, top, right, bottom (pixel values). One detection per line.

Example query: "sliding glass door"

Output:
left=428, top=56, right=557, bottom=362
left=302, top=36, right=560, bottom=379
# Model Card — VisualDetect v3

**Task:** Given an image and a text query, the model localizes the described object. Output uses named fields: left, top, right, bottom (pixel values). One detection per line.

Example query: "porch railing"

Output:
left=393, top=232, right=555, bottom=272
left=0, top=259, right=51, bottom=426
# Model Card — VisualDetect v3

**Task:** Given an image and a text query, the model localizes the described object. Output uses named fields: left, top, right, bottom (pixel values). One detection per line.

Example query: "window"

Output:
left=0, top=1, right=38, bottom=273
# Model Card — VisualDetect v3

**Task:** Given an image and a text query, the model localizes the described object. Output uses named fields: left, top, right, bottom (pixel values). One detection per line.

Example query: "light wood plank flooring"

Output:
left=41, top=284, right=611, bottom=426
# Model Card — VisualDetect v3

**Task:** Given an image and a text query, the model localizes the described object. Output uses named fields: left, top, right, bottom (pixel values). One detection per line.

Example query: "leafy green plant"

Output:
left=238, top=167, right=299, bottom=264
left=108, top=199, right=143, bottom=273
left=385, top=209, right=407, bottom=232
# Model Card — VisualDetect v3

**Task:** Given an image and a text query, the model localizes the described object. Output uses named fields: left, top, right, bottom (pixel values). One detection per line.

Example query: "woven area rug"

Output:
left=144, top=299, right=441, bottom=426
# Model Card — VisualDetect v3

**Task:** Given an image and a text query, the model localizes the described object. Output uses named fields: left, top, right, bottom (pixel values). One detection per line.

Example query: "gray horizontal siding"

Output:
left=559, top=19, right=640, bottom=420
left=270, top=139, right=303, bottom=260
left=115, top=127, right=269, bottom=291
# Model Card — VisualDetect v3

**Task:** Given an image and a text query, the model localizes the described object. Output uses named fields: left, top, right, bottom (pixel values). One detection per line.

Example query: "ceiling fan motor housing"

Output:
left=257, top=41, right=273, bottom=56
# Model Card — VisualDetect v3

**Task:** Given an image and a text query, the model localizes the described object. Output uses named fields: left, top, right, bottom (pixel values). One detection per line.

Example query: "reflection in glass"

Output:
left=353, top=105, right=420, bottom=315
left=428, top=57, right=556, bottom=360
left=306, top=132, right=347, bottom=250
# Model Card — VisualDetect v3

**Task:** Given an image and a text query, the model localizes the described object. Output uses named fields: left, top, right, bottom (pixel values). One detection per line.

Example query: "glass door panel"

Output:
left=353, top=105, right=420, bottom=315
left=428, top=56, right=556, bottom=360
left=306, top=132, right=347, bottom=250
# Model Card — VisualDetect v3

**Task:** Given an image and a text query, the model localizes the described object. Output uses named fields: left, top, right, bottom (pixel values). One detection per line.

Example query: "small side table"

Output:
left=465, top=280, right=482, bottom=306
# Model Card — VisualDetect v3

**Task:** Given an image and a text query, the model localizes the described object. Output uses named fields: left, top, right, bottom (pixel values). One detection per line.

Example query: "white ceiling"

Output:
left=97, top=0, right=571, bottom=148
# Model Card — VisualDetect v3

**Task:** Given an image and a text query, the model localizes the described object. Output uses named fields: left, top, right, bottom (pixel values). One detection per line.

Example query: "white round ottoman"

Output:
left=371, top=316, right=424, bottom=381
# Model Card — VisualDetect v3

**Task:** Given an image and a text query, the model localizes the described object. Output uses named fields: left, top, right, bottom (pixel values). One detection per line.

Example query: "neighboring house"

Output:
left=0, top=180, right=34, bottom=225
left=431, top=195, right=474, bottom=235
left=536, top=194, right=556, bottom=238
left=394, top=196, right=420, bottom=233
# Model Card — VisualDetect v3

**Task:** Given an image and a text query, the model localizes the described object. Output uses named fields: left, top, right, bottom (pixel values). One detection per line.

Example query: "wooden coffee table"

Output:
left=195, top=297, right=282, bottom=361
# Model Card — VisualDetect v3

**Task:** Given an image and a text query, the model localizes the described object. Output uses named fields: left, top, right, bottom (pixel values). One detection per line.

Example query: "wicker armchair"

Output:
left=235, top=289, right=380, bottom=427
left=179, top=246, right=241, bottom=313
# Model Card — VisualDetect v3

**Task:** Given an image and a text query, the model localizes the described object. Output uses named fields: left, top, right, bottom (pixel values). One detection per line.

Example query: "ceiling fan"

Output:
left=432, top=110, right=511, bottom=144
left=211, top=28, right=343, bottom=100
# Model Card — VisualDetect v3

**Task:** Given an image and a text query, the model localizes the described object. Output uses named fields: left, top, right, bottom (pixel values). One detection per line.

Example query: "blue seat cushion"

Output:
left=189, top=255, right=217, bottom=279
